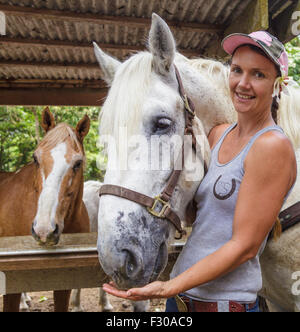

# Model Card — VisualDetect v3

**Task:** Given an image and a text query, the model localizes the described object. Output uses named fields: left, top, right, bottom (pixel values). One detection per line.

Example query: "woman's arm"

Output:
left=103, top=131, right=296, bottom=301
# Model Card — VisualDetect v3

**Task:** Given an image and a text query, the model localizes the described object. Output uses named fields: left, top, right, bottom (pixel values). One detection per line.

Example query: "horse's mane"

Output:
left=99, top=51, right=153, bottom=142
left=38, top=123, right=83, bottom=153
left=189, top=58, right=231, bottom=95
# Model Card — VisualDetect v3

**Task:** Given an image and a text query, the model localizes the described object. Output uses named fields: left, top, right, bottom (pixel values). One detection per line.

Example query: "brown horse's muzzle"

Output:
left=31, top=223, right=60, bottom=246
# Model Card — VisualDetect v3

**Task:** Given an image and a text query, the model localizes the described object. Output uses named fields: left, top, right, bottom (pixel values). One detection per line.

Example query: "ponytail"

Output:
left=272, top=217, right=282, bottom=240
left=271, top=96, right=279, bottom=124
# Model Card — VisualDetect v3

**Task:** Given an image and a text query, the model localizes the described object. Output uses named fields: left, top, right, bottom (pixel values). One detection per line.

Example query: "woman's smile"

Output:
left=235, top=92, right=255, bottom=101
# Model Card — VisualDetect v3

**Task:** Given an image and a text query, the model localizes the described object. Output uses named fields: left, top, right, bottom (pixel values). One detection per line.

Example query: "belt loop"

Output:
left=189, top=298, right=195, bottom=312
left=217, top=301, right=230, bottom=312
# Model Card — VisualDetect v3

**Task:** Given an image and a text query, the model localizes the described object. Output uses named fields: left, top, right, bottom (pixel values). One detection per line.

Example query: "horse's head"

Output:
left=31, top=107, right=90, bottom=246
left=94, top=14, right=210, bottom=289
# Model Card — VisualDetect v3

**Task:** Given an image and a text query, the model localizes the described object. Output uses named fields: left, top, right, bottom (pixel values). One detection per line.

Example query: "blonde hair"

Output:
left=99, top=52, right=153, bottom=143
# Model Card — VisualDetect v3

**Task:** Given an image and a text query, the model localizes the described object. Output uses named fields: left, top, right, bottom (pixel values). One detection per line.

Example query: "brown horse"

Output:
left=0, top=107, right=90, bottom=312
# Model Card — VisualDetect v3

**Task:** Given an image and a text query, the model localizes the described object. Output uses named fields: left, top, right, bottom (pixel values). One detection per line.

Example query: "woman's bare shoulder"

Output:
left=250, top=130, right=295, bottom=160
left=245, top=130, right=297, bottom=187
left=208, top=123, right=231, bottom=149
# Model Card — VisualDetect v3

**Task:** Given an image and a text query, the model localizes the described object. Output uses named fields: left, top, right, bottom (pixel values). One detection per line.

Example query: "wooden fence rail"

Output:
left=0, top=233, right=183, bottom=295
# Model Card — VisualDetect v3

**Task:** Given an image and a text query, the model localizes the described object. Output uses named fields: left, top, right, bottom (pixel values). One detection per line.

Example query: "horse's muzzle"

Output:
left=31, top=223, right=60, bottom=246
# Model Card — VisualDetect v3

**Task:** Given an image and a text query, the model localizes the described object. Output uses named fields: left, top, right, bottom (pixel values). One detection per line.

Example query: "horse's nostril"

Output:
left=31, top=224, right=39, bottom=240
left=121, top=249, right=142, bottom=279
left=53, top=224, right=59, bottom=236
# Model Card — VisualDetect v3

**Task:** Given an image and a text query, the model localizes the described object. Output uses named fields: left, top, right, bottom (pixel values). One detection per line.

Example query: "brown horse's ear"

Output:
left=76, top=115, right=90, bottom=142
left=41, top=107, right=56, bottom=133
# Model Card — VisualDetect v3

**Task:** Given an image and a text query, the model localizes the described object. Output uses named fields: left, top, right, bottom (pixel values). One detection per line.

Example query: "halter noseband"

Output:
left=99, top=66, right=207, bottom=239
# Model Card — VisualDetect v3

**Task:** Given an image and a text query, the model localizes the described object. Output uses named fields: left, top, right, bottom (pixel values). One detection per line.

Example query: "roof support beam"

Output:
left=0, top=4, right=223, bottom=34
left=0, top=59, right=99, bottom=70
left=0, top=36, right=200, bottom=58
left=0, top=87, right=107, bottom=106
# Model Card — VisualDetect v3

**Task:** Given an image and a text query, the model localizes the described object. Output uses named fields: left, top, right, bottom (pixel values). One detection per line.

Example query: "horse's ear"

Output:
left=93, top=42, right=121, bottom=86
left=41, top=107, right=56, bottom=133
left=76, top=115, right=90, bottom=142
left=149, top=13, right=176, bottom=76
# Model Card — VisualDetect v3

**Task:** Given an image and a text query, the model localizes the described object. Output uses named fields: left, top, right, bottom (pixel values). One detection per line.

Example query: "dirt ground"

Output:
left=0, top=289, right=166, bottom=312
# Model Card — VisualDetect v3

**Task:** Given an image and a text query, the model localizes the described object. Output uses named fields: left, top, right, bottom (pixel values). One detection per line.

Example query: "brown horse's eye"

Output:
left=73, top=160, right=82, bottom=171
left=33, top=154, right=39, bottom=166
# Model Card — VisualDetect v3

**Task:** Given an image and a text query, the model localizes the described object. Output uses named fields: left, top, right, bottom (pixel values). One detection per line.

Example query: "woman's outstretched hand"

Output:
left=102, top=280, right=173, bottom=302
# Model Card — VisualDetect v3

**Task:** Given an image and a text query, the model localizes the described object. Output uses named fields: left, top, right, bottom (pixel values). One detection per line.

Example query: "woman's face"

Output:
left=229, top=46, right=278, bottom=116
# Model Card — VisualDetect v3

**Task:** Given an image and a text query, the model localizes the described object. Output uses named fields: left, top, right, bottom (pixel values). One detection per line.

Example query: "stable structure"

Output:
left=0, top=233, right=183, bottom=295
left=0, top=0, right=299, bottom=310
left=0, top=0, right=299, bottom=106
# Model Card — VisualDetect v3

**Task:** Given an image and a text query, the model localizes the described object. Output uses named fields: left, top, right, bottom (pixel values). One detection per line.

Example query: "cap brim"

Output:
left=222, top=33, right=262, bottom=55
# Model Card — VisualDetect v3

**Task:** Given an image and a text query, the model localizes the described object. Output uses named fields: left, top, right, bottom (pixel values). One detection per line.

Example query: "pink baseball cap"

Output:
left=222, top=31, right=289, bottom=77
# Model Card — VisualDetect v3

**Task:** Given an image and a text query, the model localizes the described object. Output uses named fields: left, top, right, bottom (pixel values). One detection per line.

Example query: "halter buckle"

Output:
left=147, top=195, right=170, bottom=218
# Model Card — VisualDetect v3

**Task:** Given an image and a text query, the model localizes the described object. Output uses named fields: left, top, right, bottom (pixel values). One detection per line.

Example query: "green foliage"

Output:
left=0, top=106, right=106, bottom=182
left=285, top=36, right=300, bottom=82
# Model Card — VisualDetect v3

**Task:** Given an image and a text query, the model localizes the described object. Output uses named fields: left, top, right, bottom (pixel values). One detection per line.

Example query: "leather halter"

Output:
left=99, top=66, right=207, bottom=238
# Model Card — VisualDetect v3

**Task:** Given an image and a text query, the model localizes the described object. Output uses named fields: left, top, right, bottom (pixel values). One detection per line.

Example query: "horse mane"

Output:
left=188, top=58, right=231, bottom=95
left=277, top=84, right=300, bottom=149
left=38, top=123, right=83, bottom=153
left=99, top=51, right=153, bottom=142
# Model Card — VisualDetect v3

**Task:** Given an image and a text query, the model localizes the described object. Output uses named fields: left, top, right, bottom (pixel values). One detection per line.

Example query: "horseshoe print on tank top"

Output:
left=213, top=175, right=236, bottom=200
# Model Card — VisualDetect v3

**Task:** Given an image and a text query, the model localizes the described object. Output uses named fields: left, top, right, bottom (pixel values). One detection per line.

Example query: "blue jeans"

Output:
left=165, top=296, right=260, bottom=312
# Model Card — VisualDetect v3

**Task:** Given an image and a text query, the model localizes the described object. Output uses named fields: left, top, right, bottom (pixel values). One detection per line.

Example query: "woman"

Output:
left=102, top=31, right=297, bottom=312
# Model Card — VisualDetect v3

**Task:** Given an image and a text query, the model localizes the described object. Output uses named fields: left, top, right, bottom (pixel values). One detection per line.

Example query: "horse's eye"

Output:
left=73, top=160, right=82, bottom=171
left=154, top=118, right=172, bottom=133
left=33, top=154, right=39, bottom=166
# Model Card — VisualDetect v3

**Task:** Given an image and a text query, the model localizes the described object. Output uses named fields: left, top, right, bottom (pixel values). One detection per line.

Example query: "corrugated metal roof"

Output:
left=0, top=0, right=297, bottom=105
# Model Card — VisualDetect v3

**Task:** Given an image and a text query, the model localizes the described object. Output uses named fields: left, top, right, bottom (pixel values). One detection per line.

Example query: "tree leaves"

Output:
left=286, top=36, right=300, bottom=83
left=0, top=106, right=105, bottom=181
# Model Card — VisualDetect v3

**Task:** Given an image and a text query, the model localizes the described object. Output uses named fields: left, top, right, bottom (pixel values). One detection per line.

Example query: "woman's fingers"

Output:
left=102, top=280, right=168, bottom=302
left=102, top=283, right=126, bottom=298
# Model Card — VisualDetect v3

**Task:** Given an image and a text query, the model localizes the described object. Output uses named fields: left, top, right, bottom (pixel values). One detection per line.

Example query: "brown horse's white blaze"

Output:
left=31, top=108, right=90, bottom=246
left=32, top=143, right=72, bottom=244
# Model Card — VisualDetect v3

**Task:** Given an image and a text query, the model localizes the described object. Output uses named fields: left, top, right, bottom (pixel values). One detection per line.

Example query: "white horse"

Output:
left=94, top=14, right=300, bottom=311
left=70, top=181, right=150, bottom=312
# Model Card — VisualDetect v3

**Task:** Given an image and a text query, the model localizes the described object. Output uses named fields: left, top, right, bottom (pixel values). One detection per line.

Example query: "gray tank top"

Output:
left=170, top=123, right=292, bottom=303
